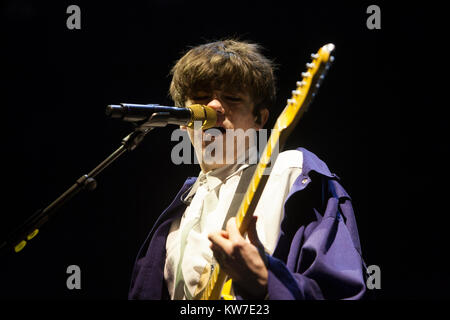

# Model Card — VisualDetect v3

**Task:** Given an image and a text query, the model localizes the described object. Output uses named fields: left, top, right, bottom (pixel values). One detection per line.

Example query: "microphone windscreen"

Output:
left=188, top=104, right=217, bottom=129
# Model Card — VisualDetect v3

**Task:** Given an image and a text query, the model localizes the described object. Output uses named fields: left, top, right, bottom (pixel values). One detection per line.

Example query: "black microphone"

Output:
left=106, top=103, right=217, bottom=129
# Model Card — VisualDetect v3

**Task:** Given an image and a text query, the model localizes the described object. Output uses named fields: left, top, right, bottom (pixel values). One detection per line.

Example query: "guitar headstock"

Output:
left=276, top=43, right=335, bottom=132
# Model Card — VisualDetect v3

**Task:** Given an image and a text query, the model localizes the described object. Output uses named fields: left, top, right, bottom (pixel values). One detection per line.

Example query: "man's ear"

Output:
left=255, top=108, right=269, bottom=129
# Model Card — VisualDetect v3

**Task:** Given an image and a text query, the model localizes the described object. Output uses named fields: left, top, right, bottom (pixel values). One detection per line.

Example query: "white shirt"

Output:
left=164, top=149, right=304, bottom=299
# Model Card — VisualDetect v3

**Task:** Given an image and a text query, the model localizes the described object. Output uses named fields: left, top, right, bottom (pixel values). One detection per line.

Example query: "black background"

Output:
left=0, top=0, right=447, bottom=301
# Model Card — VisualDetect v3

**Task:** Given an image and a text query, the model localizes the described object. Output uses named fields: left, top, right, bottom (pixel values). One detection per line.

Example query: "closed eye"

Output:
left=192, top=96, right=210, bottom=101
left=224, top=96, right=242, bottom=102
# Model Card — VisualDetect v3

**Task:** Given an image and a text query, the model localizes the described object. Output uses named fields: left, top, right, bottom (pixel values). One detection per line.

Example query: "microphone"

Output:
left=106, top=103, right=217, bottom=129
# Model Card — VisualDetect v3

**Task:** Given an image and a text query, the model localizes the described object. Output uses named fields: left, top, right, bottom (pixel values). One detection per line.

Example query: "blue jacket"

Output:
left=128, top=148, right=367, bottom=299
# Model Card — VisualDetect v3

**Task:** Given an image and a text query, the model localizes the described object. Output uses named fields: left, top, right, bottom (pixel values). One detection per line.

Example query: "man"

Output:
left=128, top=39, right=367, bottom=300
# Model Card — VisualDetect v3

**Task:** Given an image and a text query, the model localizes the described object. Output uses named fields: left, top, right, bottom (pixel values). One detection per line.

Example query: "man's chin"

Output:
left=202, top=150, right=227, bottom=163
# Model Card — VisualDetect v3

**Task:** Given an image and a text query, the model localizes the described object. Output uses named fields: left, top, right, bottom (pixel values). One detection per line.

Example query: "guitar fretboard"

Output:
left=199, top=43, right=335, bottom=300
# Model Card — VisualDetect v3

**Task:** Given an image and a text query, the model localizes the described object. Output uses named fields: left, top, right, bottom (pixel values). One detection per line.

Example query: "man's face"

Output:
left=185, top=89, right=267, bottom=172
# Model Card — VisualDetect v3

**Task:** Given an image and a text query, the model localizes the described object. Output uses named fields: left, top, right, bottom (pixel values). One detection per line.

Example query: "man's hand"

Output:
left=208, top=216, right=268, bottom=299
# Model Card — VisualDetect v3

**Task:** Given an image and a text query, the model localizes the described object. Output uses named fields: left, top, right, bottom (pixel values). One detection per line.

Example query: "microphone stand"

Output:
left=0, top=112, right=172, bottom=256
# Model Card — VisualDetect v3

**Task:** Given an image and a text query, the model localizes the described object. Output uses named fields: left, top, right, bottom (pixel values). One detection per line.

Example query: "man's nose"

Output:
left=206, top=98, right=225, bottom=115
left=206, top=99, right=225, bottom=125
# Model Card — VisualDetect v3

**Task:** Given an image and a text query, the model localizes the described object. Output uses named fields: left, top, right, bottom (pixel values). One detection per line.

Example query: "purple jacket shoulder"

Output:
left=128, top=147, right=367, bottom=300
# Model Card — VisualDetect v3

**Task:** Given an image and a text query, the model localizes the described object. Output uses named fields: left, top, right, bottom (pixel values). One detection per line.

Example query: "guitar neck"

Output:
left=235, top=129, right=282, bottom=234
left=199, top=131, right=281, bottom=300
left=200, top=43, right=335, bottom=300
left=200, top=125, right=291, bottom=300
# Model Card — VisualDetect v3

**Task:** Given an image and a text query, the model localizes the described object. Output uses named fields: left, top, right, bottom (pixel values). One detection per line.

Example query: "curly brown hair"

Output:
left=169, top=39, right=276, bottom=116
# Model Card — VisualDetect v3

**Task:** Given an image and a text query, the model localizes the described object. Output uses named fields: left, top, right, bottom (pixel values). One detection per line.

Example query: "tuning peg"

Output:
left=296, top=80, right=306, bottom=87
left=287, top=99, right=296, bottom=105
left=311, top=53, right=319, bottom=59
left=306, top=62, right=315, bottom=69
left=325, top=43, right=335, bottom=52
left=301, top=72, right=311, bottom=78
left=292, top=90, right=301, bottom=96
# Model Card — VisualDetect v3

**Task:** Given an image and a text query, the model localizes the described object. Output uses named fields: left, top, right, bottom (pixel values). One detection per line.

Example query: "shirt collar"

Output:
left=182, top=163, right=249, bottom=204
left=182, top=144, right=258, bottom=204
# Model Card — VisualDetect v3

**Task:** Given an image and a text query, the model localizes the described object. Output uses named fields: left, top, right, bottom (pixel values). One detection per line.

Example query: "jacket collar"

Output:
left=179, top=147, right=350, bottom=206
left=294, top=147, right=351, bottom=200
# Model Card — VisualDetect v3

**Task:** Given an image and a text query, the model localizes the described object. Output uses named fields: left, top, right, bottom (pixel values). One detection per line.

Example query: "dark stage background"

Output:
left=1, top=0, right=447, bottom=300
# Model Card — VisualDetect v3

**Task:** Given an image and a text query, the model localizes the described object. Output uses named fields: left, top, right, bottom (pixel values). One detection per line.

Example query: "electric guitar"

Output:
left=198, top=43, right=336, bottom=300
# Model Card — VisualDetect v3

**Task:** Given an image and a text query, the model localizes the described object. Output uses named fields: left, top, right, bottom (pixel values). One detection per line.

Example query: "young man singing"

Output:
left=128, top=39, right=367, bottom=300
